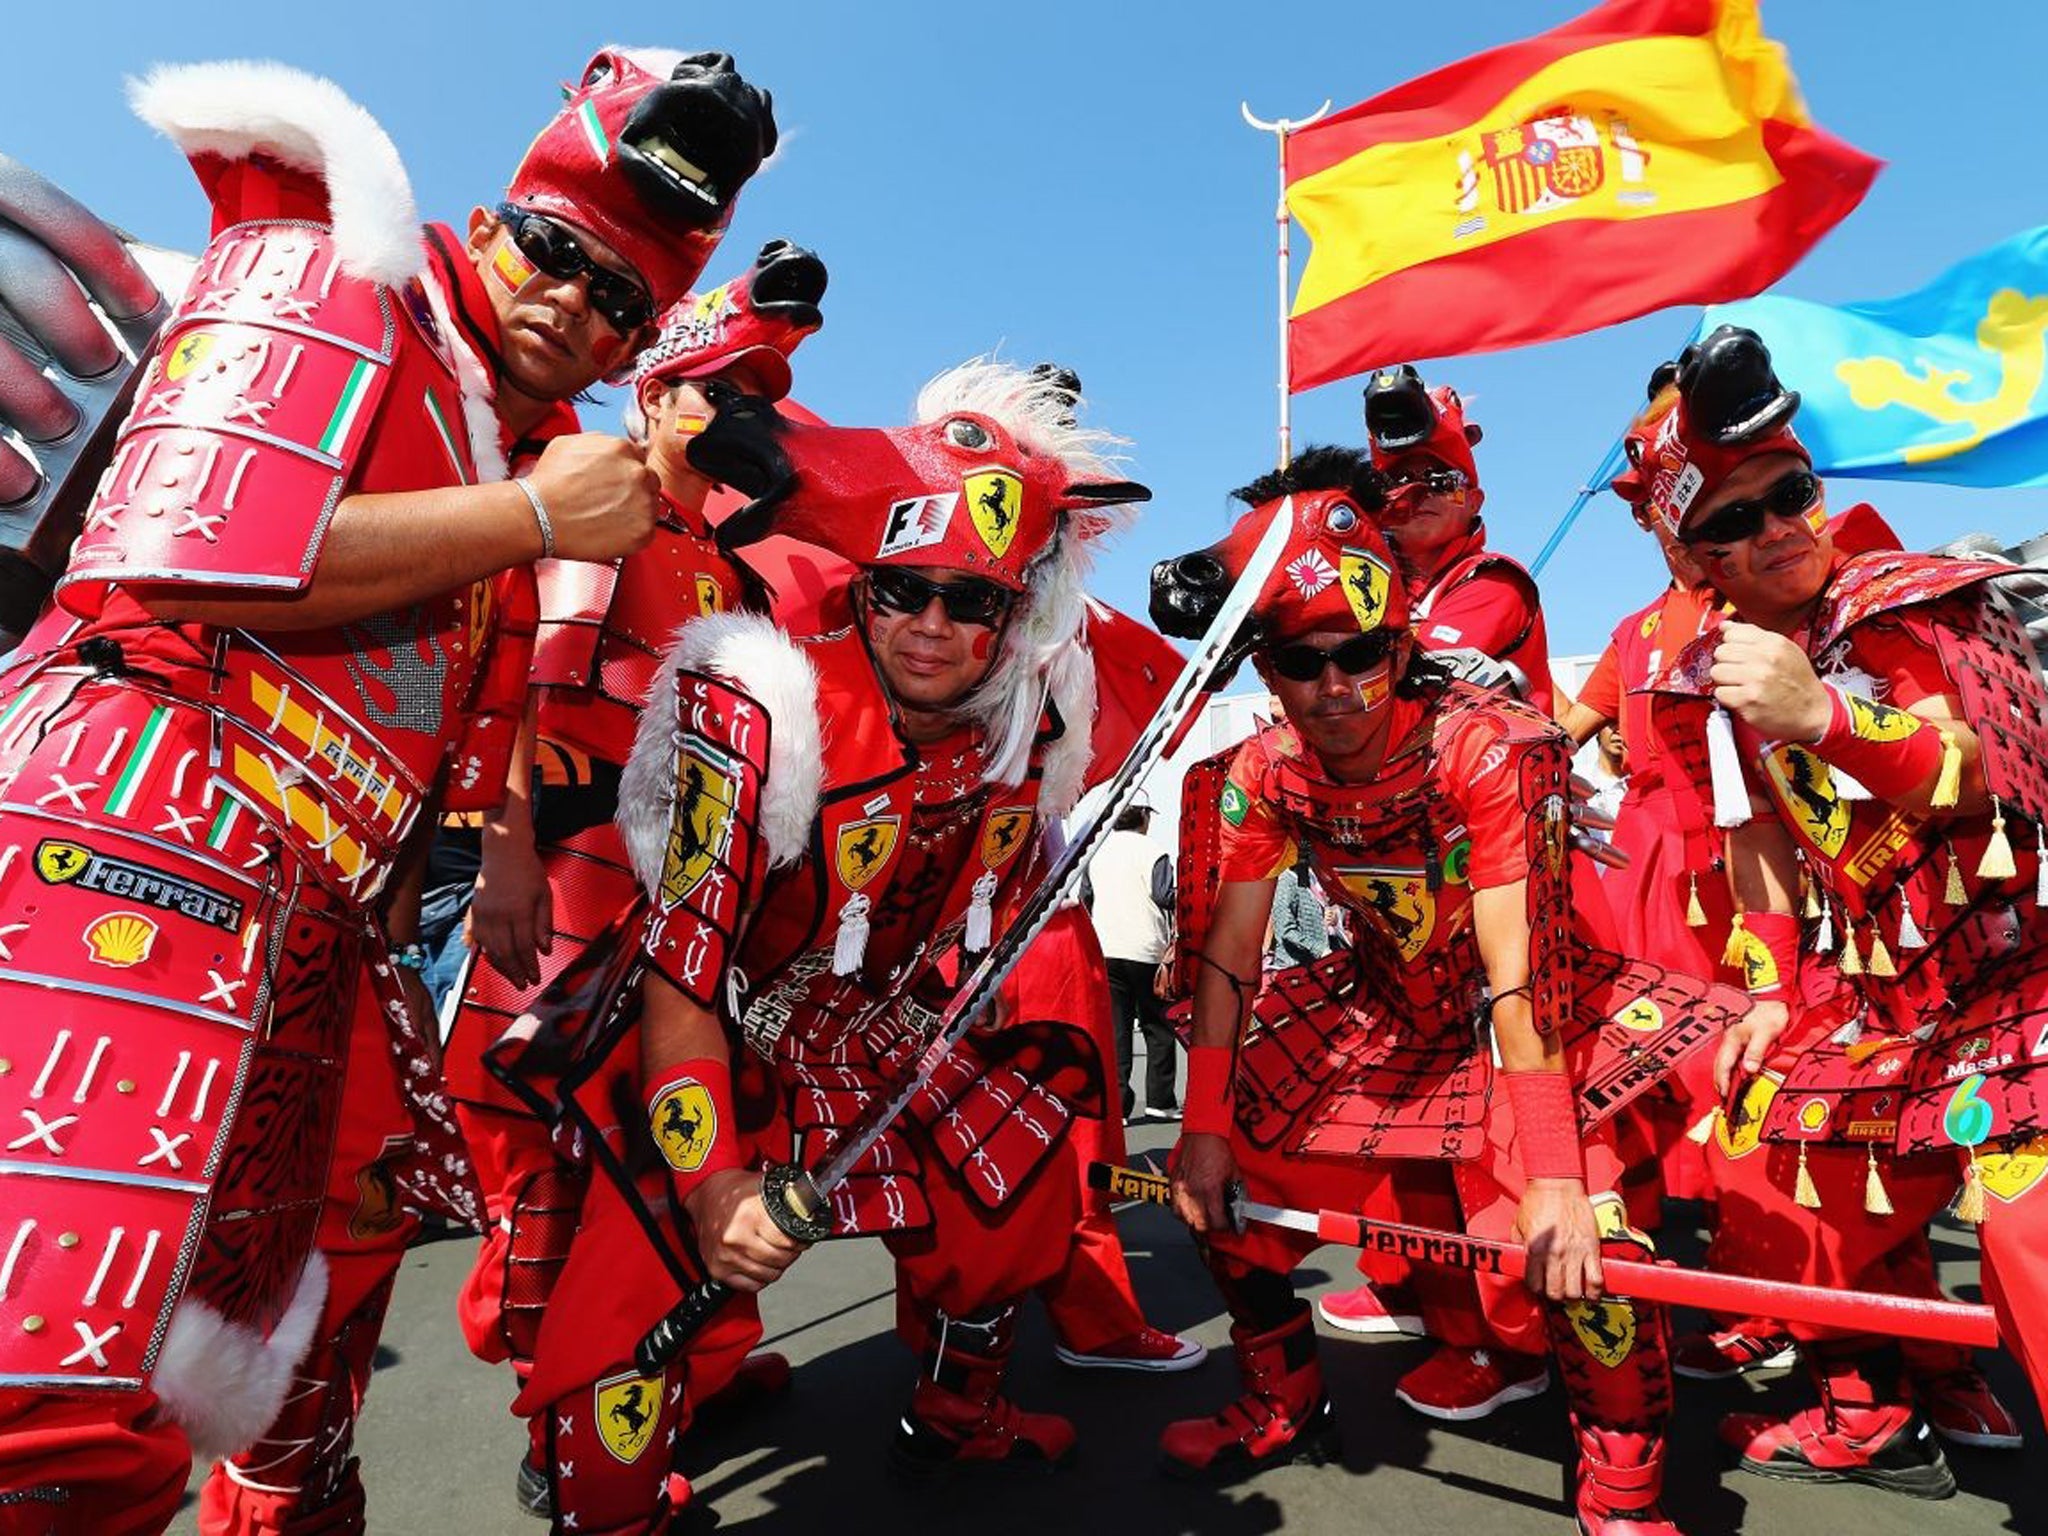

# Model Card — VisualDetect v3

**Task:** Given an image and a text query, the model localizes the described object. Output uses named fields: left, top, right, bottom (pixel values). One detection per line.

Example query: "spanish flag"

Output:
left=1284, top=0, right=1879, bottom=392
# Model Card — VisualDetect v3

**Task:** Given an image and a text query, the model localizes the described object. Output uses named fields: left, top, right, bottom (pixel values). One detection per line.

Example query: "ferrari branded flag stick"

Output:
left=1090, top=1162, right=1999, bottom=1349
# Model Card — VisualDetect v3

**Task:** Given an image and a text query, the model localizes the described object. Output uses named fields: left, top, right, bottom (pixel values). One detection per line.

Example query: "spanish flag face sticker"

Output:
left=1339, top=547, right=1392, bottom=632
left=490, top=237, right=537, bottom=296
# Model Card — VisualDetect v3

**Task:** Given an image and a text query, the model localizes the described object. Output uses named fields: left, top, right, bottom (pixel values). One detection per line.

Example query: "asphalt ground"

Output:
left=169, top=1123, right=2043, bottom=1536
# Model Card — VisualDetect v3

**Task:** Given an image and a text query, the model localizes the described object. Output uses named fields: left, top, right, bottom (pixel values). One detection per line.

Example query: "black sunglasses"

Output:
left=1386, top=466, right=1469, bottom=497
left=495, top=204, right=655, bottom=335
left=1680, top=470, right=1821, bottom=547
left=1268, top=631, right=1397, bottom=683
left=866, top=567, right=1013, bottom=627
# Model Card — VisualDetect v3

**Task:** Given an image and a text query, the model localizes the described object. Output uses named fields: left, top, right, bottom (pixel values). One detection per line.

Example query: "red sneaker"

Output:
left=1054, top=1327, right=1207, bottom=1373
left=1670, top=1328, right=1796, bottom=1381
left=1315, top=1281, right=1424, bottom=1337
left=1721, top=1404, right=1955, bottom=1499
left=1917, top=1369, right=2024, bottom=1450
left=1394, top=1344, right=1549, bottom=1422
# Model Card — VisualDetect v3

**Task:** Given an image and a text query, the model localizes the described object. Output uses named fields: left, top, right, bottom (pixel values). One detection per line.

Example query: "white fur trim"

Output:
left=1038, top=635, right=1096, bottom=822
left=154, top=1250, right=327, bottom=1463
left=417, top=264, right=509, bottom=484
left=129, top=61, right=423, bottom=286
left=618, top=613, right=822, bottom=896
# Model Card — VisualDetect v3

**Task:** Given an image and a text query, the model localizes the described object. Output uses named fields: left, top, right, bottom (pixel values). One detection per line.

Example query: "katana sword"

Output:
left=633, top=499, right=1298, bottom=1374
left=1089, top=1161, right=2001, bottom=1349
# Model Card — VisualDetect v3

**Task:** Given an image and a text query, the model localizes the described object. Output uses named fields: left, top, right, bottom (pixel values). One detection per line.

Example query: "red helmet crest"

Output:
left=506, top=48, right=777, bottom=309
left=631, top=240, right=826, bottom=402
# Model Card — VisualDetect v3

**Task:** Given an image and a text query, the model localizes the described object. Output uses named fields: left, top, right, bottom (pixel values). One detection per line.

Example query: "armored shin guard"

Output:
left=197, top=1270, right=397, bottom=1536
left=893, top=1303, right=1074, bottom=1475
left=1546, top=1234, right=1679, bottom=1536
left=1721, top=1344, right=1955, bottom=1500
left=1159, top=1258, right=1337, bottom=1483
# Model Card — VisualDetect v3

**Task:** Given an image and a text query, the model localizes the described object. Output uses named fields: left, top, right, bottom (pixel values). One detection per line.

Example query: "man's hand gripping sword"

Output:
left=633, top=500, right=1298, bottom=1375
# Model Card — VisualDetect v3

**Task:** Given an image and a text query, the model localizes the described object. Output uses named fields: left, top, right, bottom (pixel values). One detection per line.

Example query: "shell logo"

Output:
left=83, top=912, right=160, bottom=968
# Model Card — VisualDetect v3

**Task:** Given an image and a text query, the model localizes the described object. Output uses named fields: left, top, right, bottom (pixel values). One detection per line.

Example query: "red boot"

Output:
left=1159, top=1304, right=1339, bottom=1482
left=891, top=1306, right=1074, bottom=1476
left=1572, top=1428, right=1682, bottom=1536
left=1721, top=1348, right=1955, bottom=1499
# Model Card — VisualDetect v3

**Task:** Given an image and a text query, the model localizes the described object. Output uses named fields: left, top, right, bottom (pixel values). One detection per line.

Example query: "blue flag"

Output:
left=1705, top=227, right=2048, bottom=486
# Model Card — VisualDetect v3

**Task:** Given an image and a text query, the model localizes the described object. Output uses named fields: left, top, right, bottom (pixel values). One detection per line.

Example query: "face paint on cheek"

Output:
left=1806, top=503, right=1828, bottom=535
left=588, top=330, right=629, bottom=372
left=971, top=630, right=996, bottom=661
left=674, top=412, right=710, bottom=439
left=1355, top=667, right=1392, bottom=711
left=489, top=240, right=536, bottom=297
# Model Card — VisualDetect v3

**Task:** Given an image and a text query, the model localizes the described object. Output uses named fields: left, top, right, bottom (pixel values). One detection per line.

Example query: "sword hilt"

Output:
left=632, top=1162, right=834, bottom=1374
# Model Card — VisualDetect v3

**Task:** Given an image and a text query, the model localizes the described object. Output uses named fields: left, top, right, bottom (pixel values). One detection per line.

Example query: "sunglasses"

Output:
left=865, top=567, right=1013, bottom=627
left=1680, top=470, right=1821, bottom=547
left=495, top=204, right=655, bottom=335
left=1268, top=631, right=1397, bottom=683
left=1386, top=466, right=1469, bottom=497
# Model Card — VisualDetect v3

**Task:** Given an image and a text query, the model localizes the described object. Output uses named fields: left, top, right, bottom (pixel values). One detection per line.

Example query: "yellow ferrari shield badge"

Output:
left=1715, top=1072, right=1782, bottom=1159
left=1566, top=1299, right=1638, bottom=1368
left=595, top=1371, right=663, bottom=1464
left=965, top=469, right=1024, bottom=560
left=1335, top=865, right=1435, bottom=962
left=1763, top=744, right=1850, bottom=859
left=1338, top=546, right=1393, bottom=632
left=980, top=806, right=1033, bottom=870
left=658, top=746, right=739, bottom=908
left=649, top=1079, right=718, bottom=1172
left=835, top=816, right=900, bottom=891
left=1612, top=997, right=1664, bottom=1033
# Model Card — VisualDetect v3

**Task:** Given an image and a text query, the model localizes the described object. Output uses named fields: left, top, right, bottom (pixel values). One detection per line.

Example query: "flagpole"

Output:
left=1242, top=100, right=1329, bottom=469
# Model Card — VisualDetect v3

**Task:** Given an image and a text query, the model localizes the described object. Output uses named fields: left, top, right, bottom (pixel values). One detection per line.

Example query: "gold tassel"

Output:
left=1895, top=894, right=1924, bottom=951
left=1686, top=872, right=1708, bottom=928
left=1953, top=1154, right=1987, bottom=1225
left=1978, top=796, right=2017, bottom=881
left=1687, top=1108, right=1720, bottom=1144
left=1794, top=1142, right=1822, bottom=1209
left=1803, top=875, right=1822, bottom=919
left=1838, top=916, right=1863, bottom=976
left=1944, top=843, right=1968, bottom=906
left=1721, top=911, right=1748, bottom=968
left=1866, top=925, right=1896, bottom=978
left=1930, top=727, right=1963, bottom=809
left=1864, top=1144, right=1894, bottom=1216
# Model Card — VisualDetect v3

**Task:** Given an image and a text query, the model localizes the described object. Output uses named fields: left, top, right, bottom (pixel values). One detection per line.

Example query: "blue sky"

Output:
left=13, top=1, right=2048, bottom=657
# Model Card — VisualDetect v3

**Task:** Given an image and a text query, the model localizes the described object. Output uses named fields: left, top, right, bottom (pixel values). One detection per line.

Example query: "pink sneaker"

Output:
left=1315, top=1281, right=1424, bottom=1336
left=1394, top=1345, right=1549, bottom=1421
left=1054, top=1326, right=1208, bottom=1373
left=1918, top=1369, right=2023, bottom=1450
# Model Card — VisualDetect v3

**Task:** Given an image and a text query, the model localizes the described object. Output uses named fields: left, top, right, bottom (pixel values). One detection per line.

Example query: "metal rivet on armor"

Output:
left=57, top=1232, right=80, bottom=1249
left=20, top=1316, right=42, bottom=1334
left=176, top=443, right=195, bottom=456
left=0, top=1059, right=10, bottom=1075
left=159, top=474, right=178, bottom=487
left=115, top=1079, right=136, bottom=1094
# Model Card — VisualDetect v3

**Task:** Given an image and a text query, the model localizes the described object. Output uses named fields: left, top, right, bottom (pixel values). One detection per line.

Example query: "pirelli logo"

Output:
left=34, top=839, right=244, bottom=930
left=1842, top=810, right=1919, bottom=888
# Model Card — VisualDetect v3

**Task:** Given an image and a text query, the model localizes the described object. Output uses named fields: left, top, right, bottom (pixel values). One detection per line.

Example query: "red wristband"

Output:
left=1729, top=909, right=1801, bottom=997
left=1182, top=1044, right=1237, bottom=1139
left=646, top=1058, right=742, bottom=1206
left=1501, top=1069, right=1586, bottom=1182
left=1811, top=685, right=1946, bottom=803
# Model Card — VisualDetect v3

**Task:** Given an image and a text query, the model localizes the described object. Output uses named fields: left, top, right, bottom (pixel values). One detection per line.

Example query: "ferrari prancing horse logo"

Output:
left=835, top=816, right=901, bottom=891
left=1565, top=1298, right=1638, bottom=1368
left=1763, top=744, right=1850, bottom=859
left=659, top=745, right=740, bottom=908
left=965, top=469, right=1023, bottom=560
left=1334, top=865, right=1434, bottom=962
left=595, top=1371, right=662, bottom=1464
left=980, top=807, right=1033, bottom=870
left=1338, top=546, right=1393, bottom=633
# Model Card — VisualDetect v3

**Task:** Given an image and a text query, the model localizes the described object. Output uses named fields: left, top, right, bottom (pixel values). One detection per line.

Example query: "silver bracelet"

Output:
left=513, top=476, right=556, bottom=560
